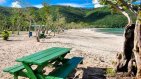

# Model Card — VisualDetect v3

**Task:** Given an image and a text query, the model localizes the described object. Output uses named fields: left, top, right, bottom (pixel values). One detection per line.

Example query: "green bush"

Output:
left=106, top=68, right=116, bottom=77
left=2, top=30, right=10, bottom=40
left=39, top=32, right=46, bottom=39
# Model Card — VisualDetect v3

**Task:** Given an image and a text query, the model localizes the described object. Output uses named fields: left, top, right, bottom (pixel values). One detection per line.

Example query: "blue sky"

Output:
left=133, top=0, right=141, bottom=5
left=0, top=0, right=103, bottom=8
left=0, top=0, right=140, bottom=8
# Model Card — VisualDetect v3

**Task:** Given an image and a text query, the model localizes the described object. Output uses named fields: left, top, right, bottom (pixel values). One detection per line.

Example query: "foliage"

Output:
left=2, top=30, right=10, bottom=40
left=106, top=68, right=116, bottom=77
left=0, top=5, right=136, bottom=31
left=97, top=0, right=141, bottom=77
left=39, top=32, right=46, bottom=38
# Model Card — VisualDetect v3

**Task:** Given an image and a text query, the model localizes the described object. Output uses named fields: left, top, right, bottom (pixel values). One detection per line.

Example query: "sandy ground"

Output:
left=0, top=28, right=124, bottom=79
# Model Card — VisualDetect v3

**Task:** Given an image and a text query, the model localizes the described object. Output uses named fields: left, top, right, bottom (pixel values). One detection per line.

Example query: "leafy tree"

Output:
left=0, top=13, right=8, bottom=32
left=24, top=7, right=36, bottom=32
left=56, top=17, right=66, bottom=33
left=96, top=0, right=141, bottom=77
left=10, top=10, right=18, bottom=34
left=36, top=3, right=50, bottom=42
left=2, top=30, right=10, bottom=40
left=0, top=13, right=5, bottom=32
left=16, top=8, right=24, bottom=35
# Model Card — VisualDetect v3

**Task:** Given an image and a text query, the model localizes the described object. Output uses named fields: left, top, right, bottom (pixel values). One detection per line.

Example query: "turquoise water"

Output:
left=95, top=28, right=124, bottom=36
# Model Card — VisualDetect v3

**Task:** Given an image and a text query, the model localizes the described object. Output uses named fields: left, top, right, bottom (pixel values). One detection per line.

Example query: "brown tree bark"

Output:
left=116, top=9, right=141, bottom=77
left=116, top=24, right=135, bottom=74
left=133, top=9, right=141, bottom=78
left=36, top=29, right=40, bottom=42
left=100, top=0, right=140, bottom=77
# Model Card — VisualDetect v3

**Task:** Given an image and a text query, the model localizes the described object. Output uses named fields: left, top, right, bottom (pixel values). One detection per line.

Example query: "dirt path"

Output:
left=0, top=29, right=124, bottom=79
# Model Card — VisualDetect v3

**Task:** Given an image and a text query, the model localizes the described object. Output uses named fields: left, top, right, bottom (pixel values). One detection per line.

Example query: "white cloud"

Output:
left=11, top=1, right=21, bottom=8
left=0, top=0, right=5, bottom=4
left=57, top=3, right=84, bottom=8
left=56, top=3, right=94, bottom=8
left=92, top=0, right=103, bottom=8
left=33, top=4, right=43, bottom=8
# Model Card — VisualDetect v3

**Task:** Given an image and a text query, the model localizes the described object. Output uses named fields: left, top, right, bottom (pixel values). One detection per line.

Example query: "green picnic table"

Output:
left=3, top=47, right=83, bottom=79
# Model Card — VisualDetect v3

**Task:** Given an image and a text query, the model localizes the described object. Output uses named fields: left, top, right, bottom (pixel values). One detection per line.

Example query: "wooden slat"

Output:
left=46, top=76, right=63, bottom=79
left=22, top=48, right=64, bottom=63
left=16, top=47, right=59, bottom=62
left=3, top=64, right=24, bottom=74
left=45, top=57, right=83, bottom=79
left=33, top=48, right=71, bottom=65
left=3, top=64, right=22, bottom=72
left=9, top=65, right=25, bottom=74
left=45, top=76, right=54, bottom=79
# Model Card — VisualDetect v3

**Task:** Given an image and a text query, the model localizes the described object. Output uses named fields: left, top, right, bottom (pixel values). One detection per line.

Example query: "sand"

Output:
left=0, top=28, right=124, bottom=79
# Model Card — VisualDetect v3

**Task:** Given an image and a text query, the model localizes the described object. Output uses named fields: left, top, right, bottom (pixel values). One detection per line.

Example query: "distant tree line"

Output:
left=0, top=5, right=135, bottom=34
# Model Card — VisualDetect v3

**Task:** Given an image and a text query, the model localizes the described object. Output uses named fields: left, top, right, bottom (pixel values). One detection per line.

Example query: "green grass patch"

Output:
left=106, top=68, right=116, bottom=77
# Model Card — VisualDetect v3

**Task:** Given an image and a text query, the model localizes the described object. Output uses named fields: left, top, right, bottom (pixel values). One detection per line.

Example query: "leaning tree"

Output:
left=95, top=0, right=141, bottom=77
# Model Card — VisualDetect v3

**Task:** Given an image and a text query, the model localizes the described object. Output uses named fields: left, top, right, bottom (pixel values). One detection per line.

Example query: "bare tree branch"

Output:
left=119, top=0, right=137, bottom=16
left=106, top=0, right=133, bottom=26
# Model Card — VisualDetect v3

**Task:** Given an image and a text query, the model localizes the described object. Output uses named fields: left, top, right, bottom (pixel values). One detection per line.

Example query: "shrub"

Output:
left=106, top=68, right=116, bottom=77
left=39, top=31, right=46, bottom=39
left=2, top=30, right=10, bottom=40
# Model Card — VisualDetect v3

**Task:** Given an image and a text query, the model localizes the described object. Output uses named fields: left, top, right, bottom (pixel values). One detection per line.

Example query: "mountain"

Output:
left=0, top=6, right=13, bottom=16
left=0, top=5, right=131, bottom=28
left=50, top=6, right=129, bottom=28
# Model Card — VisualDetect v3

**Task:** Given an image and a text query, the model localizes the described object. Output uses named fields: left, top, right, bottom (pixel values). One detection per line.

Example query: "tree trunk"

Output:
left=36, top=29, right=40, bottom=42
left=53, top=31, right=55, bottom=36
left=12, top=22, right=16, bottom=34
left=116, top=9, right=141, bottom=77
left=29, top=20, right=32, bottom=32
left=12, top=26, right=15, bottom=34
left=133, top=9, right=141, bottom=78
left=17, top=18, right=21, bottom=35
left=46, top=29, right=49, bottom=34
left=17, top=24, right=20, bottom=35
left=116, top=24, right=135, bottom=73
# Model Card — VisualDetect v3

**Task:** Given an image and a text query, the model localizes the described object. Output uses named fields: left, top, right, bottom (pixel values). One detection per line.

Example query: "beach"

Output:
left=0, top=28, right=124, bottom=79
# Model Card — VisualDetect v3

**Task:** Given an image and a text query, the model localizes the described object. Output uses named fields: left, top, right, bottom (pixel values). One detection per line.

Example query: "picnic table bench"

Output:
left=3, top=47, right=83, bottom=79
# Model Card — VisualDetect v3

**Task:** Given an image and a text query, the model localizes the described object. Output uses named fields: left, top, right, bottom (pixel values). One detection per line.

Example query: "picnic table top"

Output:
left=16, top=47, right=71, bottom=65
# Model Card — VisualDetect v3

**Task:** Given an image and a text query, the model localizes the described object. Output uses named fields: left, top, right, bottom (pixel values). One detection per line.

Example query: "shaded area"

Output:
left=82, top=67, right=106, bottom=79
left=6, top=40, right=23, bottom=41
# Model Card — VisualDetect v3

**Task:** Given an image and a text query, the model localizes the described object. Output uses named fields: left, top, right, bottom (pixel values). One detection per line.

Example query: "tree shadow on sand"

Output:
left=82, top=67, right=106, bottom=79
left=66, top=67, right=108, bottom=79
left=7, top=40, right=23, bottom=41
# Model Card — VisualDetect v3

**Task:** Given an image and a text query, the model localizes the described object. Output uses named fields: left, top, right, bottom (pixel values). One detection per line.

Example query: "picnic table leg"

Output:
left=36, top=74, right=45, bottom=79
left=14, top=73, right=18, bottom=79
left=36, top=65, right=45, bottom=72
left=60, top=53, right=69, bottom=64
left=14, top=76, right=18, bottom=79
left=35, top=64, right=48, bottom=79
left=22, top=63, right=37, bottom=79
left=52, top=53, right=69, bottom=67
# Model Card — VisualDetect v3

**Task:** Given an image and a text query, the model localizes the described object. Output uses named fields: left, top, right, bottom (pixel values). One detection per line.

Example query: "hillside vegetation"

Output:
left=49, top=6, right=129, bottom=28
left=0, top=5, right=133, bottom=31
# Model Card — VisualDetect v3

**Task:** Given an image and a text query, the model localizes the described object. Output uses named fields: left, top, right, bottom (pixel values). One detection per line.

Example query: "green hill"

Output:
left=49, top=6, right=129, bottom=28
left=0, top=5, right=131, bottom=29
